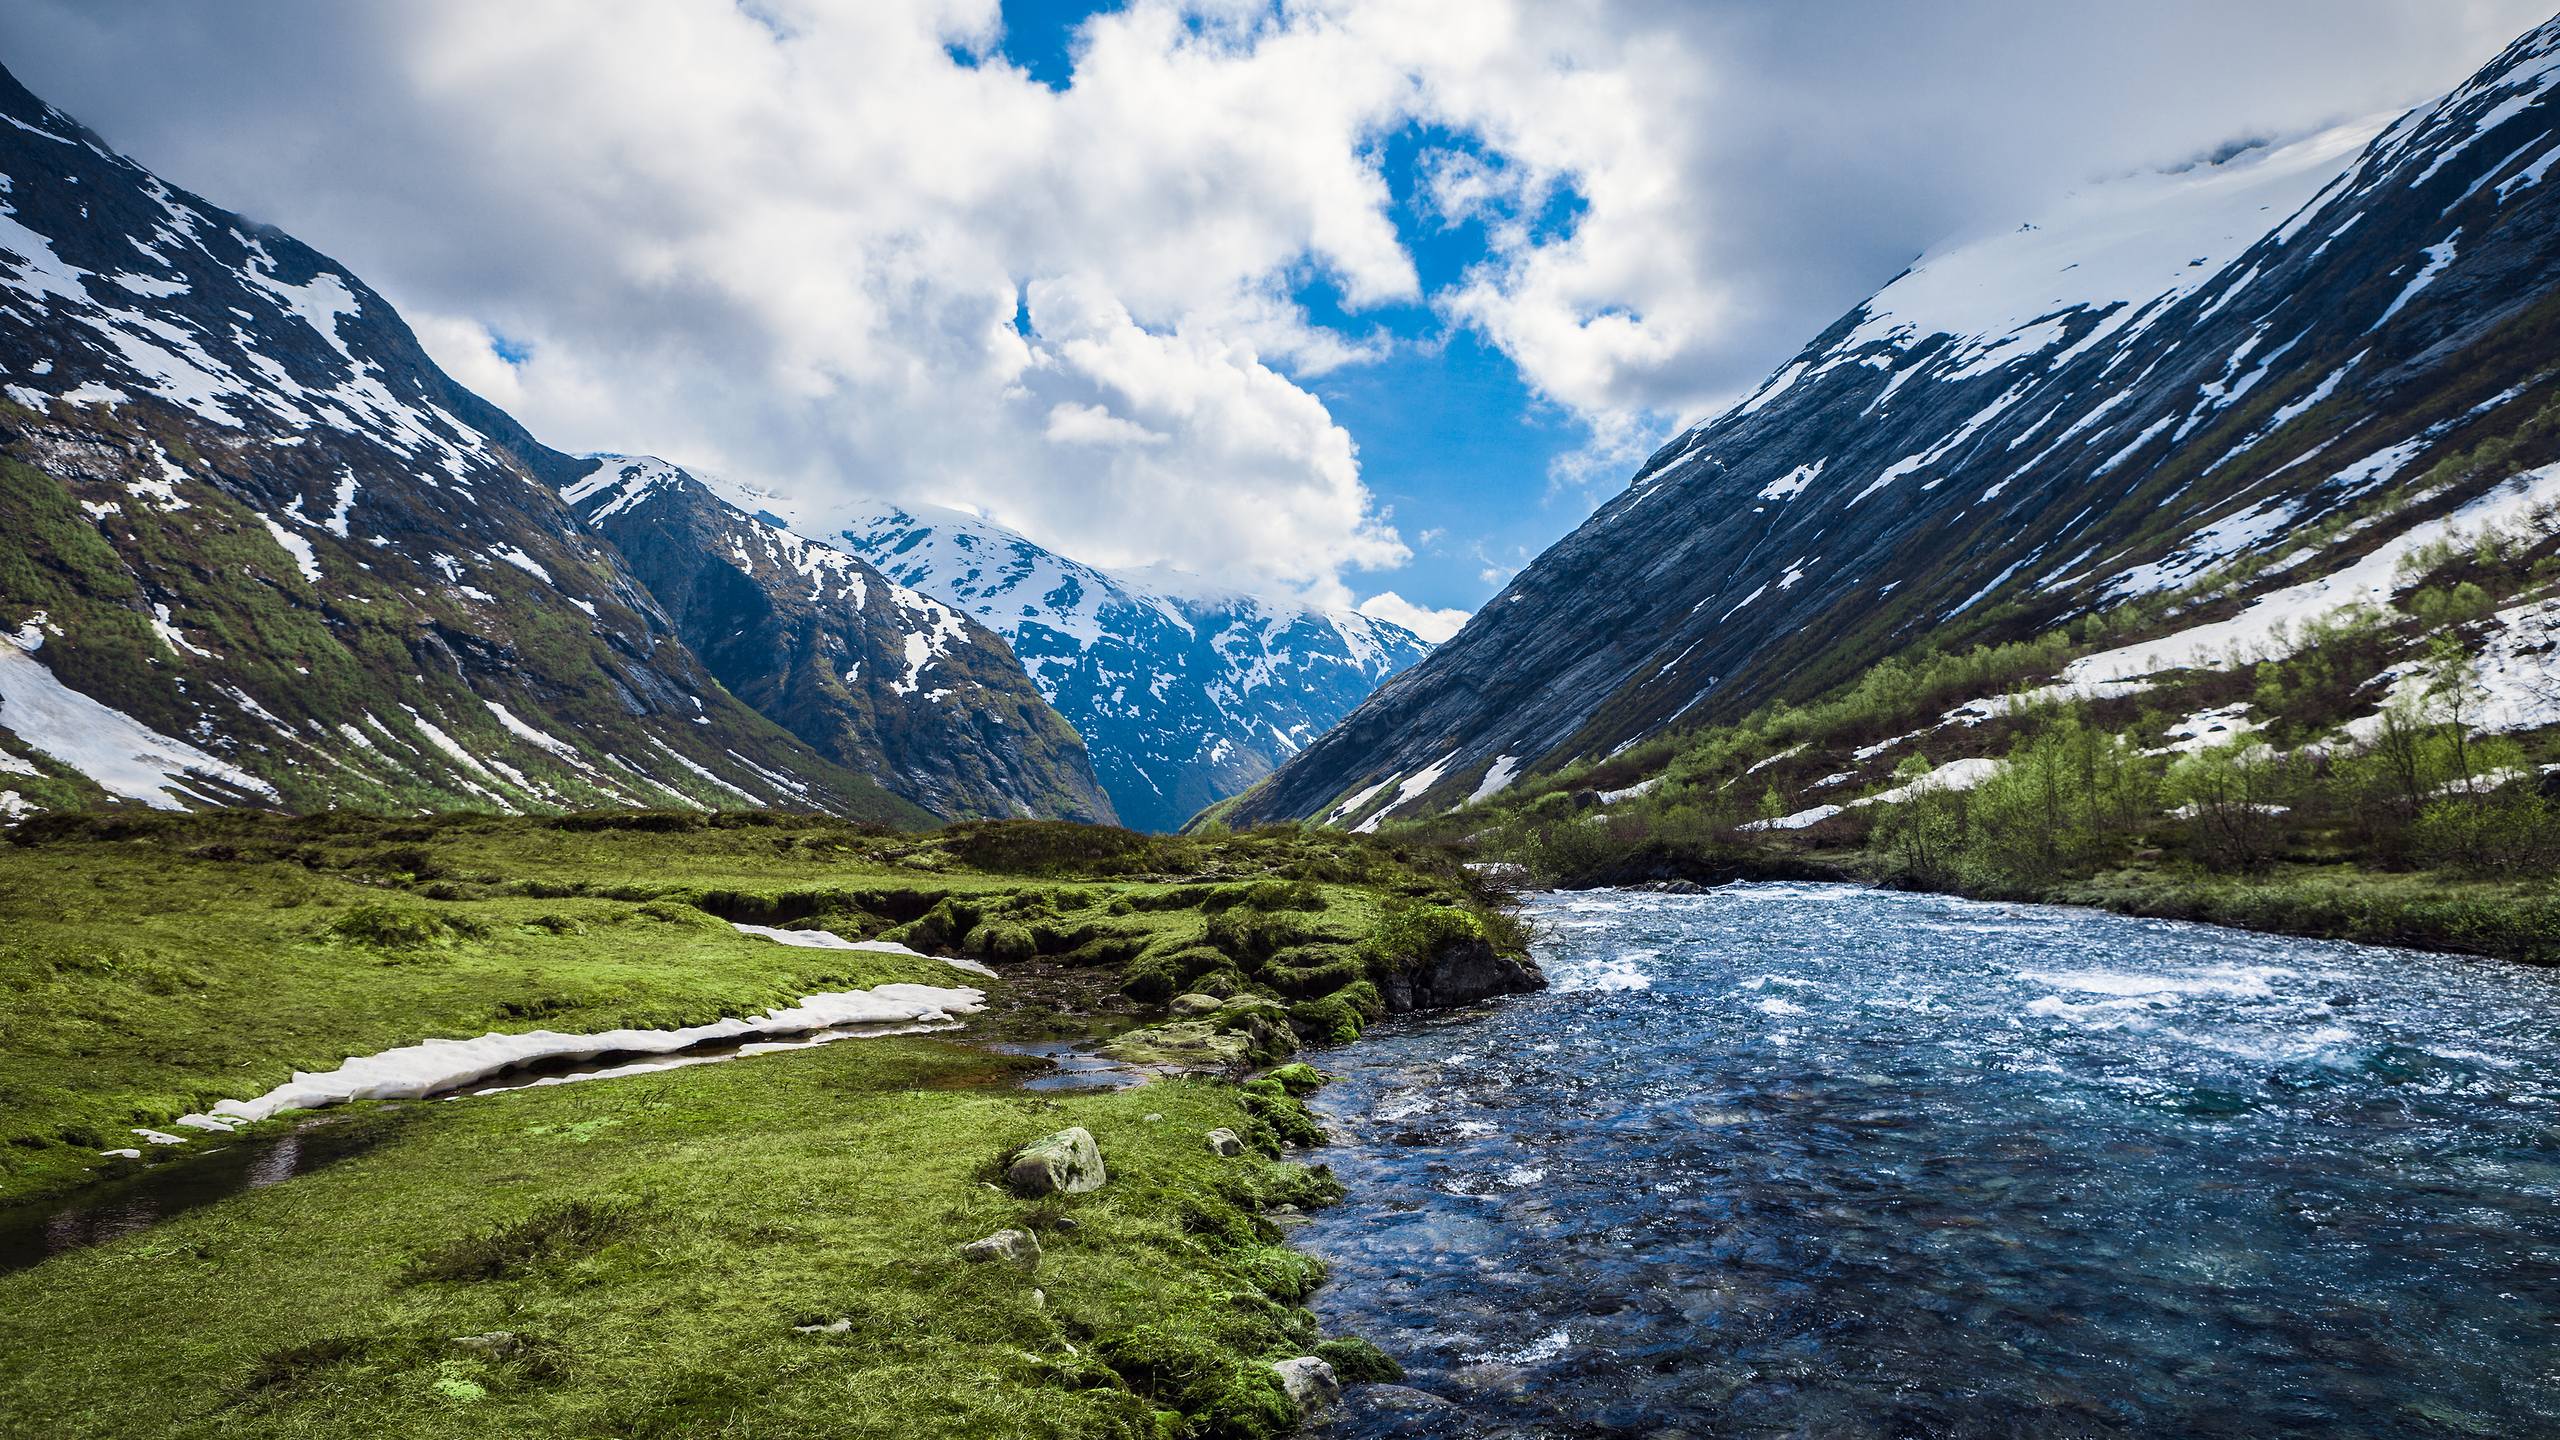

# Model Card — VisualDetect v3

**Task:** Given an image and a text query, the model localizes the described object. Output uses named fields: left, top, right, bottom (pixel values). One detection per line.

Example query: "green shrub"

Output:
left=1356, top=905, right=1483, bottom=975
left=2411, top=791, right=2560, bottom=875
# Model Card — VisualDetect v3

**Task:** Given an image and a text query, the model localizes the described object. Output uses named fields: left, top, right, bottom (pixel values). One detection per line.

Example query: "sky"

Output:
left=0, top=0, right=2548, bottom=641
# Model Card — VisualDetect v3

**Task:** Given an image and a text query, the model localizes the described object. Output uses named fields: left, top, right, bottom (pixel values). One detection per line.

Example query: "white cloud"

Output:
left=1357, top=590, right=1470, bottom=643
left=4, top=0, right=2548, bottom=593
left=1044, top=402, right=1168, bottom=448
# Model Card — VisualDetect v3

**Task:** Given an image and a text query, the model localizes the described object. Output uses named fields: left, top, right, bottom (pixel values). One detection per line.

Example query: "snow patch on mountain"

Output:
left=0, top=631, right=275, bottom=808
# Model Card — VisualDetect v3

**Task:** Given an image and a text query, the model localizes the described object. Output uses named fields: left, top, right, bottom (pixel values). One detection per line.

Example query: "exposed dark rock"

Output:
left=1380, top=938, right=1547, bottom=1014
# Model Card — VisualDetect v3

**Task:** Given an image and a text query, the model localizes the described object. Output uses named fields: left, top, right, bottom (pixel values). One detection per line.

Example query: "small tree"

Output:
left=1871, top=754, right=1967, bottom=885
left=2168, top=741, right=2292, bottom=872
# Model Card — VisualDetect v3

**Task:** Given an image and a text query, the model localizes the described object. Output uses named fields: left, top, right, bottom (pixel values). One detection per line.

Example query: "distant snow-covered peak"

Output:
left=825, top=496, right=1432, bottom=831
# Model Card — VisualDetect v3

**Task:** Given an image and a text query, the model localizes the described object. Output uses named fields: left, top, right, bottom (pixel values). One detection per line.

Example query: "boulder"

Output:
left=1380, top=938, right=1546, bottom=1013
left=1205, top=1127, right=1245, bottom=1157
left=1169, top=992, right=1225, bottom=1016
left=962, top=1227, right=1043, bottom=1268
left=1006, top=1127, right=1108, bottom=1195
left=1271, top=1356, right=1341, bottom=1416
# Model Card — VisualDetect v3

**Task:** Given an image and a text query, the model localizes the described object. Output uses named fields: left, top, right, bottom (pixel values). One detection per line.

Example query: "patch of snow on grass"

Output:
left=1597, top=776, right=1660, bottom=804
left=189, top=982, right=987, bottom=1127
left=1323, top=776, right=1394, bottom=828
left=1356, top=748, right=1461, bottom=832
left=733, top=922, right=999, bottom=978
left=1738, top=803, right=1843, bottom=832
left=2159, top=703, right=2259, bottom=753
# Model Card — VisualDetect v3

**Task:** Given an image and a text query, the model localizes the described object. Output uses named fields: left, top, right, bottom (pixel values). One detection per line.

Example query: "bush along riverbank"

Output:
left=0, top=812, right=1533, bottom=1438
left=1376, top=525, right=2560, bottom=965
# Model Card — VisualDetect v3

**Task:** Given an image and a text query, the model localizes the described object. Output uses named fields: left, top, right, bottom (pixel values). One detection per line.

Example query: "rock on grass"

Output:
left=1005, top=1126, right=1107, bottom=1195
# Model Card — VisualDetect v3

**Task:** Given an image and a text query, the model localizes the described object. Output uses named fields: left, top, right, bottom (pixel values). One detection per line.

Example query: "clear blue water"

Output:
left=1300, top=885, right=2560, bottom=1438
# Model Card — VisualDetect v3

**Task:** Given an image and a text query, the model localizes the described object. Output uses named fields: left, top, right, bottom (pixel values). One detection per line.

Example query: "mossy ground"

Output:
left=0, top=1033, right=1351, bottom=1439
left=0, top=809, right=1515, bottom=1434
left=0, top=811, right=1507, bottom=1206
left=0, top=812, right=1500, bottom=1437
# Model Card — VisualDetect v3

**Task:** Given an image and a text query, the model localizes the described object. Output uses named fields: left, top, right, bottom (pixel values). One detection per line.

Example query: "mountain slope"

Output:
left=1237, top=15, right=2560, bottom=828
left=0, top=62, right=909, bottom=819
left=563, top=456, right=1113, bottom=823
left=804, top=501, right=1430, bottom=831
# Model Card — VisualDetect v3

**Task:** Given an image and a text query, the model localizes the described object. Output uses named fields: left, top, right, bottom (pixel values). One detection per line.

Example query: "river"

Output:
left=1299, top=884, right=2560, bottom=1438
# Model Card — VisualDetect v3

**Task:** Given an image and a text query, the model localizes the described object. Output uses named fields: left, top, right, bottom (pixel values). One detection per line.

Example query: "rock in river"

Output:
left=1272, top=1356, right=1342, bottom=1416
left=1380, top=937, right=1546, bottom=1013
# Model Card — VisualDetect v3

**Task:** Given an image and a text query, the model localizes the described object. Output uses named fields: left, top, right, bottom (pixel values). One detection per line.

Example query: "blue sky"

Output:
left=988, top=0, right=1605, bottom=615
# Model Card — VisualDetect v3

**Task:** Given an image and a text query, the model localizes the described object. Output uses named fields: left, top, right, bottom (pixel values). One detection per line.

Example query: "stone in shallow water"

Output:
left=1006, top=1127, right=1107, bottom=1195
left=1169, top=993, right=1224, bottom=1017
left=1335, top=1383, right=1478, bottom=1436
left=1271, top=1356, right=1340, bottom=1415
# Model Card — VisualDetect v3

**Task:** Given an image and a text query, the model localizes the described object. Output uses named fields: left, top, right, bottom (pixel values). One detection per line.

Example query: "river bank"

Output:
left=1520, top=839, right=2560, bottom=968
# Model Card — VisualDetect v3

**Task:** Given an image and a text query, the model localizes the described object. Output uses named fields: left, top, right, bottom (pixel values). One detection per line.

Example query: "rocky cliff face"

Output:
left=565, top=456, right=1113, bottom=823
left=823, top=502, right=1431, bottom=831
left=1237, top=15, right=2560, bottom=828
left=0, top=62, right=1104, bottom=825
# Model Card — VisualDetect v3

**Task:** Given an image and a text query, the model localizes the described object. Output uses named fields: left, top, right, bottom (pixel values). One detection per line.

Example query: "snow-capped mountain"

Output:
left=0, top=61, right=1080, bottom=823
left=564, top=457, right=1112, bottom=823
left=1236, top=14, right=2560, bottom=827
left=816, top=501, right=1431, bottom=831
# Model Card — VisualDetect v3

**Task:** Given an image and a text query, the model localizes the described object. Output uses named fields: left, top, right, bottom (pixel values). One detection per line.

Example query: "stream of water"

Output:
left=1300, top=884, right=2560, bottom=1439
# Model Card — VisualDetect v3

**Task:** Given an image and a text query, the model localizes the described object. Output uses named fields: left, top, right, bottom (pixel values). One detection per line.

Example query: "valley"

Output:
left=3, top=7, right=2559, bottom=1439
